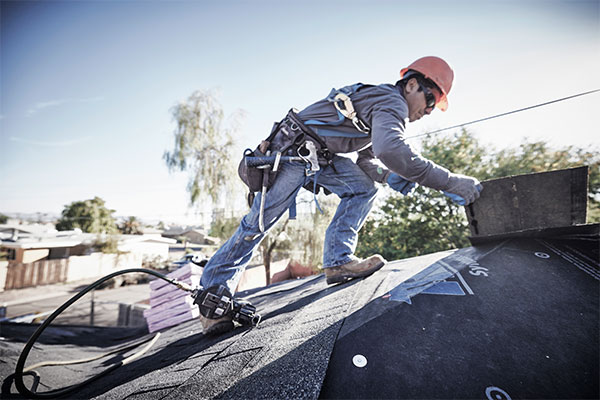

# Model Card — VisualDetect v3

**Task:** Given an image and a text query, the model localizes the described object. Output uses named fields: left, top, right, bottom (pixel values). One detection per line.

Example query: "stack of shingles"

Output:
left=144, top=263, right=203, bottom=333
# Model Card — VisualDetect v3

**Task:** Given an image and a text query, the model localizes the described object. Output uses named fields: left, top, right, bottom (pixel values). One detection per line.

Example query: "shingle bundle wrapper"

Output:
left=143, top=264, right=202, bottom=332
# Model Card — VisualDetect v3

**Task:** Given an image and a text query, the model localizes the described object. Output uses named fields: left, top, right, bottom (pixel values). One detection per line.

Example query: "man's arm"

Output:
left=369, top=108, right=451, bottom=190
left=356, top=147, right=391, bottom=183
left=369, top=107, right=481, bottom=204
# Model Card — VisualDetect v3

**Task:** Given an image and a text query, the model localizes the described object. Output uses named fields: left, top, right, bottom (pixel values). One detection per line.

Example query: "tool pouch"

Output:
left=237, top=110, right=334, bottom=207
left=238, top=122, right=283, bottom=207
left=238, top=147, right=272, bottom=193
left=238, top=147, right=279, bottom=207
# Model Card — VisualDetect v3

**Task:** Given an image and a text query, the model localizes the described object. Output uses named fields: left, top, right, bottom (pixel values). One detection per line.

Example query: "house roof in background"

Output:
left=119, top=235, right=176, bottom=245
left=1, top=224, right=598, bottom=399
left=0, top=232, right=176, bottom=250
left=0, top=224, right=57, bottom=235
left=161, top=226, right=206, bottom=236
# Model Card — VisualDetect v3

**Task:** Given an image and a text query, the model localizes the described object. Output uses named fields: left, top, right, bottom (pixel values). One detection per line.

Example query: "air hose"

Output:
left=13, top=268, right=194, bottom=399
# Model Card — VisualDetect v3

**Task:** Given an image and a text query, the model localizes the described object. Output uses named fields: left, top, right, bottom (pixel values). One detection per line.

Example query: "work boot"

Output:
left=199, top=314, right=234, bottom=336
left=324, top=255, right=387, bottom=285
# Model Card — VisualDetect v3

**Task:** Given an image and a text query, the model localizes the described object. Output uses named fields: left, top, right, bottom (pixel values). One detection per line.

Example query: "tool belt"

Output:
left=237, top=85, right=371, bottom=230
left=237, top=109, right=335, bottom=203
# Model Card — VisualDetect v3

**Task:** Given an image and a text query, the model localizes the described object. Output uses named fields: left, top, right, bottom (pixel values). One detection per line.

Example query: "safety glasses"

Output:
left=418, top=81, right=438, bottom=110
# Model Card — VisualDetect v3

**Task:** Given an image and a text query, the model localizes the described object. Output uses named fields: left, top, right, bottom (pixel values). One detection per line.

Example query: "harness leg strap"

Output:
left=288, top=198, right=297, bottom=220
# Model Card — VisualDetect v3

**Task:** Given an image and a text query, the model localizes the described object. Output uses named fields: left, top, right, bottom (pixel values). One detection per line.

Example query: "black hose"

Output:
left=13, top=268, right=187, bottom=399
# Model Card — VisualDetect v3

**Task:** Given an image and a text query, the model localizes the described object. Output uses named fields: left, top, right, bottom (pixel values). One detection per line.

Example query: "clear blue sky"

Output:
left=1, top=0, right=599, bottom=225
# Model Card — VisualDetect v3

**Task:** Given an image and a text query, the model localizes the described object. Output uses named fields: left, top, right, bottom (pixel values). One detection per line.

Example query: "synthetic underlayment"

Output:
left=1, top=225, right=598, bottom=399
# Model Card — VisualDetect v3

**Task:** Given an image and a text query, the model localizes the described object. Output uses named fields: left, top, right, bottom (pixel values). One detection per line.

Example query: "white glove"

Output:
left=443, top=173, right=482, bottom=205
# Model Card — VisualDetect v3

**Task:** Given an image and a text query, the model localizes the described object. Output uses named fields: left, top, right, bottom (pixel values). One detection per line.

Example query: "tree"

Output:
left=260, top=218, right=292, bottom=286
left=93, top=234, right=120, bottom=254
left=209, top=216, right=240, bottom=240
left=0, top=213, right=8, bottom=224
left=119, top=216, right=143, bottom=235
left=163, top=90, right=243, bottom=209
left=490, top=141, right=599, bottom=219
left=286, top=195, right=339, bottom=268
left=56, top=196, right=117, bottom=234
left=357, top=186, right=471, bottom=261
left=356, top=129, right=600, bottom=261
left=209, top=215, right=292, bottom=285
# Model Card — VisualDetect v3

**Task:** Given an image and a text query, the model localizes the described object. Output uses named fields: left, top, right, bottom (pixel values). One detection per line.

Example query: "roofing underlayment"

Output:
left=1, top=224, right=598, bottom=399
left=1, top=168, right=598, bottom=399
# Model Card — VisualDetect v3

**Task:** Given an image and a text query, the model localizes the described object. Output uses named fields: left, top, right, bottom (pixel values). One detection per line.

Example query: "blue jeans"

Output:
left=200, top=155, right=378, bottom=293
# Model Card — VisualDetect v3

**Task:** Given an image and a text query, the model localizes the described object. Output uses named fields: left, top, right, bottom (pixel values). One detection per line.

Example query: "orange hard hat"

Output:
left=400, top=56, right=454, bottom=111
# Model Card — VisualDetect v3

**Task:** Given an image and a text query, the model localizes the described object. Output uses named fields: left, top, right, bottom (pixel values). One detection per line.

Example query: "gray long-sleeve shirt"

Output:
left=298, top=83, right=451, bottom=190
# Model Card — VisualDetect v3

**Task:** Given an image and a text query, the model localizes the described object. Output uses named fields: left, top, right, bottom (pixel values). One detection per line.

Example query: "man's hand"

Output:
left=387, top=173, right=416, bottom=195
left=443, top=173, right=482, bottom=205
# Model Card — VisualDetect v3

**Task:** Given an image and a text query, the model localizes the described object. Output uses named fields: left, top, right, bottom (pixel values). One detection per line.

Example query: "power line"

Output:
left=406, top=89, right=600, bottom=140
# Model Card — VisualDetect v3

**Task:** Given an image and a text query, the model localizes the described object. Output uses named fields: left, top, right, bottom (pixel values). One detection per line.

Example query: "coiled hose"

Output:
left=13, top=268, right=194, bottom=399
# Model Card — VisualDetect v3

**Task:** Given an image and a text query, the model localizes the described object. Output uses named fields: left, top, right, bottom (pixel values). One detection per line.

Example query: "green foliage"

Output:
left=285, top=195, right=339, bottom=268
left=357, top=129, right=600, bottom=261
left=119, top=216, right=143, bottom=235
left=93, top=235, right=120, bottom=254
left=207, top=194, right=335, bottom=276
left=0, top=213, right=8, bottom=224
left=163, top=90, right=242, bottom=207
left=358, top=187, right=470, bottom=261
left=56, top=196, right=117, bottom=234
left=209, top=217, right=240, bottom=240
left=260, top=218, right=292, bottom=285
left=491, top=142, right=599, bottom=220
left=419, top=129, right=488, bottom=178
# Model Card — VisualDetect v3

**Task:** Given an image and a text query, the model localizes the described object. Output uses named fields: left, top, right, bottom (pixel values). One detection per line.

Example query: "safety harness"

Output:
left=239, top=83, right=372, bottom=231
left=303, top=83, right=371, bottom=137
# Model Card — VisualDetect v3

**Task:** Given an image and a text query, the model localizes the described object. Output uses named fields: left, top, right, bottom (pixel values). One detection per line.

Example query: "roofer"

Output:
left=198, top=56, right=482, bottom=334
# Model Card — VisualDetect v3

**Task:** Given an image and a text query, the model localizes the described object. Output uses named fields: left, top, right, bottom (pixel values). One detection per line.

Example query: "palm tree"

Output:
left=120, top=216, right=143, bottom=235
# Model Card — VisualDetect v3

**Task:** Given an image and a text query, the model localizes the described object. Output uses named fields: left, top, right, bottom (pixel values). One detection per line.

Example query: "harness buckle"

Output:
left=333, top=93, right=370, bottom=134
left=352, top=117, right=370, bottom=133
left=297, top=141, right=320, bottom=176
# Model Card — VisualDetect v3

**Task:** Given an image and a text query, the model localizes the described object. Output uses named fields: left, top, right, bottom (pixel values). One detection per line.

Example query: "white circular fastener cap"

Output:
left=352, top=354, right=367, bottom=368
left=485, top=386, right=512, bottom=400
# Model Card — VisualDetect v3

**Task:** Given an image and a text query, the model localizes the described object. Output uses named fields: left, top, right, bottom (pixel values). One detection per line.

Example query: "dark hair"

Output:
left=397, top=70, right=439, bottom=92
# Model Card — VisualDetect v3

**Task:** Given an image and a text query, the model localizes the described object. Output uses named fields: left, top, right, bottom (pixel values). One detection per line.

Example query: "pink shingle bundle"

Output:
left=144, top=264, right=203, bottom=333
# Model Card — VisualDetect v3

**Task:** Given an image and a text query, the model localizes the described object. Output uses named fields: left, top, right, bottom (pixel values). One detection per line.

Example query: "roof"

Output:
left=0, top=235, right=90, bottom=249
left=119, top=234, right=177, bottom=245
left=1, top=224, right=598, bottom=399
left=0, top=233, right=176, bottom=249
left=161, top=226, right=206, bottom=236
left=1, top=168, right=598, bottom=398
left=0, top=224, right=56, bottom=235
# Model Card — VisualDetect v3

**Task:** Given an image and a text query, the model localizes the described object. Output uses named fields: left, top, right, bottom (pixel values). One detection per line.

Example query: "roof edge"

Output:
left=468, top=223, right=599, bottom=245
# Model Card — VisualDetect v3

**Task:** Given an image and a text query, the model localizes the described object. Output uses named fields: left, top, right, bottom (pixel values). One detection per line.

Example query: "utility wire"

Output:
left=407, top=89, right=600, bottom=140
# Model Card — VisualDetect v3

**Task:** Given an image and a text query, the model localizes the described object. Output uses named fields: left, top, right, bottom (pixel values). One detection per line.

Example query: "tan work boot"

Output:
left=199, top=314, right=234, bottom=336
left=324, top=254, right=387, bottom=284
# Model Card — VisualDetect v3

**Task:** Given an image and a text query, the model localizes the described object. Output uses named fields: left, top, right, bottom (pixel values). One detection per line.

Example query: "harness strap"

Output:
left=311, top=170, right=324, bottom=215
left=311, top=127, right=369, bottom=138
left=303, top=83, right=371, bottom=138
left=288, top=198, right=297, bottom=220
left=286, top=109, right=329, bottom=150
left=250, top=84, right=370, bottom=218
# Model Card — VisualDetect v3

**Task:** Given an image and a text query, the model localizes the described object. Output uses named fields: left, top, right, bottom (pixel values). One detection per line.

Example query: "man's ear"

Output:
left=404, top=77, right=419, bottom=95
